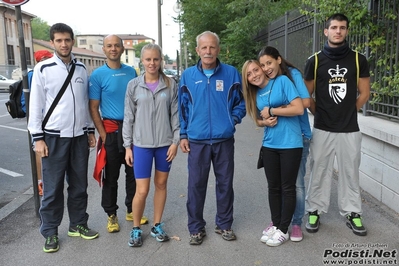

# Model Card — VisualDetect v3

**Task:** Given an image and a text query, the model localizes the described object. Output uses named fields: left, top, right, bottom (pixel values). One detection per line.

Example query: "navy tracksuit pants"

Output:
left=186, top=138, right=235, bottom=234
left=39, top=134, right=90, bottom=238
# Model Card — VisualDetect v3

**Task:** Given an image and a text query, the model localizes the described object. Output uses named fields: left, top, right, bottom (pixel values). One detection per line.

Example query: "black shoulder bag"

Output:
left=257, top=147, right=264, bottom=169
left=41, top=63, right=76, bottom=130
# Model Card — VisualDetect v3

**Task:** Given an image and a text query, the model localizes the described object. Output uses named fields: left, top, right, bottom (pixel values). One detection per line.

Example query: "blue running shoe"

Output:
left=128, top=227, right=143, bottom=247
left=150, top=223, right=170, bottom=242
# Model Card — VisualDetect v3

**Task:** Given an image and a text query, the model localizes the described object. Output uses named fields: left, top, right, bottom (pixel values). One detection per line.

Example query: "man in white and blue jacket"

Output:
left=178, top=31, right=246, bottom=245
left=28, top=23, right=98, bottom=253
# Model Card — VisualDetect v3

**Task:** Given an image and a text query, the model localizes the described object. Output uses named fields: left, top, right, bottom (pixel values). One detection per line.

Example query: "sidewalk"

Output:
left=0, top=117, right=398, bottom=266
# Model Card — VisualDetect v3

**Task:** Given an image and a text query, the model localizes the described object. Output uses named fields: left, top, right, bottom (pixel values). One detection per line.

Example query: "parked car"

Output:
left=164, top=69, right=178, bottom=83
left=12, top=67, right=33, bottom=80
left=0, top=74, right=16, bottom=93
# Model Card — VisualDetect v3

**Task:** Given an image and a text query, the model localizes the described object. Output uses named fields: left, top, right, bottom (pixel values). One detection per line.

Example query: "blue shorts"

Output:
left=133, top=146, right=172, bottom=179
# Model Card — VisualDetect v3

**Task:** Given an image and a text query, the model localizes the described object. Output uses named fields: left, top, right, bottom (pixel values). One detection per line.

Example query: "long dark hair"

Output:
left=257, top=46, right=299, bottom=84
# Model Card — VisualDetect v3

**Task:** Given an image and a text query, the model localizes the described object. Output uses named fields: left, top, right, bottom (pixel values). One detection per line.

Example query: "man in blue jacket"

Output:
left=178, top=31, right=246, bottom=245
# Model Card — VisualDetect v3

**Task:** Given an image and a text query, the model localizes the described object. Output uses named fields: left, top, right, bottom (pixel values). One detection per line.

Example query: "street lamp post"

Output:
left=158, top=0, right=163, bottom=48
left=4, top=0, right=41, bottom=217
left=184, top=41, right=188, bottom=69
left=179, top=20, right=183, bottom=74
left=173, top=1, right=182, bottom=74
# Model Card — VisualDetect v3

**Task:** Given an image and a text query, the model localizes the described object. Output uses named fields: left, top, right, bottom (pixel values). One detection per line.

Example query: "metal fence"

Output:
left=254, top=2, right=399, bottom=122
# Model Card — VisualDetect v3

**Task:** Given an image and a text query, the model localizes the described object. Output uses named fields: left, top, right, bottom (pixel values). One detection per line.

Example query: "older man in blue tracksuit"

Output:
left=178, top=31, right=246, bottom=245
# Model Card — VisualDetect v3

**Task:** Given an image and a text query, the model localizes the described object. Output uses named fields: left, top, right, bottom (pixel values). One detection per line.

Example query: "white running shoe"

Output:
left=260, top=226, right=277, bottom=243
left=262, top=222, right=273, bottom=235
left=266, top=229, right=289, bottom=247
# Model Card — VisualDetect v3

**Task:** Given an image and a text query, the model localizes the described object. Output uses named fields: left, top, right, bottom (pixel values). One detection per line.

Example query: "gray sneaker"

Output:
left=189, top=228, right=206, bottom=245
left=305, top=211, right=320, bottom=233
left=215, top=225, right=237, bottom=241
left=346, top=212, right=367, bottom=236
left=68, top=224, right=99, bottom=240
left=43, top=235, right=59, bottom=253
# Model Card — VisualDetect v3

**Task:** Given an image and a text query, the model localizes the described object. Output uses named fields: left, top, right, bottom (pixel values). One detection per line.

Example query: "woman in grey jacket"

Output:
left=123, top=43, right=180, bottom=247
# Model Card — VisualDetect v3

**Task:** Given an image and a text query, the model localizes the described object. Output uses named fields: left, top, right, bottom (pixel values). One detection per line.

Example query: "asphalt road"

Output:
left=0, top=92, right=34, bottom=210
left=0, top=97, right=398, bottom=266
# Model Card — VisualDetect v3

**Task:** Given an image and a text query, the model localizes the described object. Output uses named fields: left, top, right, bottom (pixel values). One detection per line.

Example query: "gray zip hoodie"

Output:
left=122, top=74, right=180, bottom=148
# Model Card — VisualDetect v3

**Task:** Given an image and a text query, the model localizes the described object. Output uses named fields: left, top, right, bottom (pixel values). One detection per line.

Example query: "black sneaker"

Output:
left=189, top=228, right=206, bottom=245
left=68, top=224, right=99, bottom=240
left=305, top=211, right=320, bottom=233
left=128, top=227, right=143, bottom=247
left=214, top=225, right=237, bottom=241
left=346, top=212, right=367, bottom=236
left=43, top=235, right=59, bottom=253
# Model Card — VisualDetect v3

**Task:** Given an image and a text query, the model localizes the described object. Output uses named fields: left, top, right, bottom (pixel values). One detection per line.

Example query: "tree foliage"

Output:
left=179, top=0, right=233, bottom=67
left=223, top=0, right=301, bottom=68
left=31, top=17, right=51, bottom=41
left=179, top=0, right=301, bottom=69
left=133, top=42, right=152, bottom=58
left=164, top=54, right=172, bottom=64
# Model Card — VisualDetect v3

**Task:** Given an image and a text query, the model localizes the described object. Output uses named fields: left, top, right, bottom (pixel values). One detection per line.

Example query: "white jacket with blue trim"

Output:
left=28, top=53, right=94, bottom=141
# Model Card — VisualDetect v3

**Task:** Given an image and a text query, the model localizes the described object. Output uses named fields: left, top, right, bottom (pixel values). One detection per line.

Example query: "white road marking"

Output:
left=0, top=125, right=27, bottom=132
left=0, top=167, right=23, bottom=177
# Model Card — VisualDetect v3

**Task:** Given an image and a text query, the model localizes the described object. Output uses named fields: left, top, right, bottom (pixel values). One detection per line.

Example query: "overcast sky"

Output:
left=19, top=0, right=181, bottom=58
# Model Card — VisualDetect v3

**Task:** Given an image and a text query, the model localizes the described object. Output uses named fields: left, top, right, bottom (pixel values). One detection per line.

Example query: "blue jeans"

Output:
left=291, top=137, right=310, bottom=226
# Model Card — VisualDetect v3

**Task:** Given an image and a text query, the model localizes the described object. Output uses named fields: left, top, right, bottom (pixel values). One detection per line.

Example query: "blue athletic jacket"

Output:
left=178, top=59, right=246, bottom=144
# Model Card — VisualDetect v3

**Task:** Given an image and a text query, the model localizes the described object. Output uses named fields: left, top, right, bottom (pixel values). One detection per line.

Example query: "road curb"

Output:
left=0, top=188, right=33, bottom=221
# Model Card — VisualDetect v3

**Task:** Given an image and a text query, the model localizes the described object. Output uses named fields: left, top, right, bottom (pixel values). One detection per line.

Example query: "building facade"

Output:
left=33, top=39, right=106, bottom=76
left=76, top=34, right=155, bottom=70
left=0, top=3, right=34, bottom=79
left=0, top=3, right=107, bottom=79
